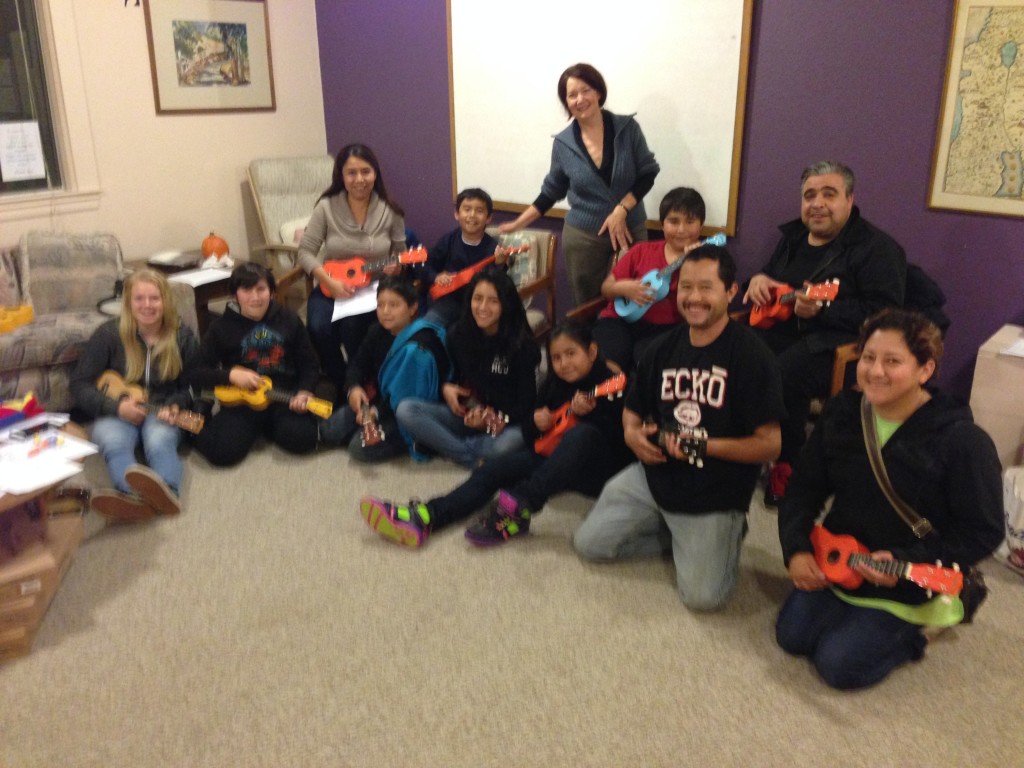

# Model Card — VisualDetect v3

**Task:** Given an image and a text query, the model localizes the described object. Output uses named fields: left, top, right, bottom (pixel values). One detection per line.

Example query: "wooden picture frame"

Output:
left=143, top=0, right=275, bottom=114
left=929, top=0, right=1024, bottom=216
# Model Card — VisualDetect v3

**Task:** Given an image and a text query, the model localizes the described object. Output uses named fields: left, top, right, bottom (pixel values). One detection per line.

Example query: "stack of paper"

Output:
left=0, top=429, right=97, bottom=497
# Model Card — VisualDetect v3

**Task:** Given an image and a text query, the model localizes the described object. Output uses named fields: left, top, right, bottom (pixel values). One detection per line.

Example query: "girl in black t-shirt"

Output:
left=394, top=267, right=539, bottom=468
left=361, top=320, right=630, bottom=548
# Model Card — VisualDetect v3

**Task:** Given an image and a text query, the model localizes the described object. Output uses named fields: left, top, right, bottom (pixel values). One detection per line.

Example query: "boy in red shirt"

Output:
left=593, top=187, right=705, bottom=371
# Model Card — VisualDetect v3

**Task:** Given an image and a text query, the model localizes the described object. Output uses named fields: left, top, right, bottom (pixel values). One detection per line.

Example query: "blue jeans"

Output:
left=775, top=587, right=927, bottom=690
left=395, top=398, right=524, bottom=468
left=91, top=414, right=183, bottom=494
left=573, top=463, right=747, bottom=611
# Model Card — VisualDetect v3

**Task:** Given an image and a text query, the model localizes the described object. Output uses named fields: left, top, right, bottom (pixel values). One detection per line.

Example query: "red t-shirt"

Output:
left=598, top=240, right=683, bottom=325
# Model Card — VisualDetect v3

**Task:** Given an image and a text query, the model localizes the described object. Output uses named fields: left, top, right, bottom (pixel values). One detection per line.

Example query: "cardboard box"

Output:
left=0, top=514, right=84, bottom=612
left=0, top=623, right=36, bottom=663
left=970, top=324, right=1024, bottom=468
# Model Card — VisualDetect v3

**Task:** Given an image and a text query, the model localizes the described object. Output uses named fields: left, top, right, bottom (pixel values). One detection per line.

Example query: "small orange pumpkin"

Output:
left=202, top=231, right=229, bottom=258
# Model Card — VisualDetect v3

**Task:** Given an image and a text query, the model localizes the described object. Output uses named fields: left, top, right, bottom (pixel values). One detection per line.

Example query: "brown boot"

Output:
left=124, top=465, right=181, bottom=516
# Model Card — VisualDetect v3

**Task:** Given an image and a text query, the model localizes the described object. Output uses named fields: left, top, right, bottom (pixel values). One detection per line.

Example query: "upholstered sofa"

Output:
left=0, top=232, right=197, bottom=413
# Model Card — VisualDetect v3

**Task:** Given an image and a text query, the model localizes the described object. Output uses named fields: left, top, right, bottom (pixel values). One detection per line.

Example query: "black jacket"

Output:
left=779, top=389, right=1004, bottom=604
left=71, top=319, right=200, bottom=418
left=188, top=302, right=319, bottom=394
left=758, top=206, right=907, bottom=352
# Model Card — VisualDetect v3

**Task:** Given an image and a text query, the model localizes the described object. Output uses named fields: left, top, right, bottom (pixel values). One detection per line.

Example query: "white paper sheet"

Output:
left=331, top=282, right=379, bottom=321
left=0, top=121, right=46, bottom=181
left=168, top=268, right=232, bottom=287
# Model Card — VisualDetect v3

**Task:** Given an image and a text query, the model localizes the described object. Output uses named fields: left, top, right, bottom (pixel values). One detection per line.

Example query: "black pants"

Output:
left=592, top=317, right=675, bottom=372
left=760, top=331, right=835, bottom=464
left=429, top=422, right=627, bottom=529
left=306, top=289, right=375, bottom=389
left=194, top=403, right=319, bottom=467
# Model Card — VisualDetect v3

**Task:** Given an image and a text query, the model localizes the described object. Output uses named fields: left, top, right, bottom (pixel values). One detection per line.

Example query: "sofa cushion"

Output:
left=0, top=311, right=108, bottom=373
left=19, top=232, right=122, bottom=316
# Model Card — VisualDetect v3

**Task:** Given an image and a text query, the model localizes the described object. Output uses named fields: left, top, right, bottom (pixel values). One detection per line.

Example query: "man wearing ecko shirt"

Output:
left=574, top=244, right=786, bottom=611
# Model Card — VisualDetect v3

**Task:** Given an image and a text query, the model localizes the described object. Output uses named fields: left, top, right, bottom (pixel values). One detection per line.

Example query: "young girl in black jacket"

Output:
left=361, top=321, right=631, bottom=548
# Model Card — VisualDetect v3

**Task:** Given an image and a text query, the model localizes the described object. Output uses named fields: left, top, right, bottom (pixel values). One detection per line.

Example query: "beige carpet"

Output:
left=1, top=442, right=1020, bottom=768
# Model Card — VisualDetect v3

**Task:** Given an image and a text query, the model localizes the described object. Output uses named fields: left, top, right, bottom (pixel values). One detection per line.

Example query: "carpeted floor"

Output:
left=1, top=442, right=1020, bottom=767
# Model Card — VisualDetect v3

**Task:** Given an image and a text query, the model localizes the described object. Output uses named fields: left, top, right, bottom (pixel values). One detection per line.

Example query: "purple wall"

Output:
left=316, top=0, right=1024, bottom=398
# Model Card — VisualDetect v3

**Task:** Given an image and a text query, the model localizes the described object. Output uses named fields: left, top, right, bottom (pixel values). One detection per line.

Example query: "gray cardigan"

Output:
left=297, top=192, right=406, bottom=279
left=538, top=111, right=659, bottom=234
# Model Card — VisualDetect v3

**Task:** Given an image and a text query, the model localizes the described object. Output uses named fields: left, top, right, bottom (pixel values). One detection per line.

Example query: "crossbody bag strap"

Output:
left=859, top=395, right=934, bottom=539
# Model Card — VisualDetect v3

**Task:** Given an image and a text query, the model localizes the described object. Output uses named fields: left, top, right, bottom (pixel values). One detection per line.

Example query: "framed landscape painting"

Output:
left=930, top=0, right=1024, bottom=216
left=143, top=0, right=275, bottom=114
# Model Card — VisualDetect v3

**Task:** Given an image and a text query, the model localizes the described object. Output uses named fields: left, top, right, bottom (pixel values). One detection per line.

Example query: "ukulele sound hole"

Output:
left=826, top=549, right=841, bottom=565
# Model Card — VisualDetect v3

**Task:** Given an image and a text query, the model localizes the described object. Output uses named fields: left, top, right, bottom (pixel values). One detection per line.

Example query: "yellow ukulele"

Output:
left=96, top=370, right=205, bottom=434
left=213, top=376, right=333, bottom=419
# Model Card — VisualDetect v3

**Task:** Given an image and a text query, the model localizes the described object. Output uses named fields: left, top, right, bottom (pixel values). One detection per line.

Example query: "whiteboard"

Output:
left=448, top=0, right=753, bottom=234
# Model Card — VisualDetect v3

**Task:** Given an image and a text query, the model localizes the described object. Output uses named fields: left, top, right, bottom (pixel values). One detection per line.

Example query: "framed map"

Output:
left=930, top=0, right=1024, bottom=216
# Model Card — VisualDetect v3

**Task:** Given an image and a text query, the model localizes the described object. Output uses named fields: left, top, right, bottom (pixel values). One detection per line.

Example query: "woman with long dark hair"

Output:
left=395, top=267, right=539, bottom=467
left=297, top=143, right=407, bottom=390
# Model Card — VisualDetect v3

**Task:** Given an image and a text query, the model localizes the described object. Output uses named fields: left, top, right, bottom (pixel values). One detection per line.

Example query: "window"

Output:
left=0, top=0, right=62, bottom=194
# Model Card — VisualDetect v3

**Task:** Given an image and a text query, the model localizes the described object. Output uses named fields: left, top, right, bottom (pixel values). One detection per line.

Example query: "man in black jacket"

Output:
left=744, top=161, right=906, bottom=506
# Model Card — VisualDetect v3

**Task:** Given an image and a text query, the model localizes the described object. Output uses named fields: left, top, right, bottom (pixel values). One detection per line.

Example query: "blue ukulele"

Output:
left=613, top=233, right=727, bottom=323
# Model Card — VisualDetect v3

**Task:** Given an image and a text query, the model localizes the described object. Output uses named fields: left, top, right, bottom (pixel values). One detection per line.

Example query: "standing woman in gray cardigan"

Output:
left=500, top=63, right=660, bottom=306
left=298, top=144, right=406, bottom=390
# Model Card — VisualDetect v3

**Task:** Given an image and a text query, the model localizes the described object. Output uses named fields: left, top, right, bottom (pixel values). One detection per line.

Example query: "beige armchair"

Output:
left=486, top=227, right=558, bottom=340
left=246, top=155, right=334, bottom=300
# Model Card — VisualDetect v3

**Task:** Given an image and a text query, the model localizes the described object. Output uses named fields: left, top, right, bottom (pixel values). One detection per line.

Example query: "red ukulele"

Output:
left=321, top=246, right=429, bottom=297
left=534, top=373, right=627, bottom=456
left=749, top=279, right=840, bottom=329
left=428, top=245, right=530, bottom=300
left=810, top=524, right=963, bottom=595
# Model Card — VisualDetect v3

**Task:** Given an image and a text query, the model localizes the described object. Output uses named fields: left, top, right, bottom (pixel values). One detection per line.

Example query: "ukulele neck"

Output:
left=847, top=553, right=908, bottom=579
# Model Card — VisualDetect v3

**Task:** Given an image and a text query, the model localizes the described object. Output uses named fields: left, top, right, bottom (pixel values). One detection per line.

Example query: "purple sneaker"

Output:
left=464, top=490, right=531, bottom=547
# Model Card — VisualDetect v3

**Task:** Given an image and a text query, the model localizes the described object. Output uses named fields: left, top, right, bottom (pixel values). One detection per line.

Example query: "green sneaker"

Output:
left=359, top=496, right=431, bottom=548
left=464, top=490, right=530, bottom=547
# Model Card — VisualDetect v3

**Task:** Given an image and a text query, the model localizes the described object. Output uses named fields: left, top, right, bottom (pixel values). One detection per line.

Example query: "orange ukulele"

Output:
left=534, top=373, right=627, bottom=457
left=749, top=279, right=840, bottom=329
left=320, top=246, right=429, bottom=297
left=810, top=524, right=963, bottom=595
left=213, top=376, right=333, bottom=419
left=428, top=245, right=530, bottom=300
left=96, top=371, right=205, bottom=434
